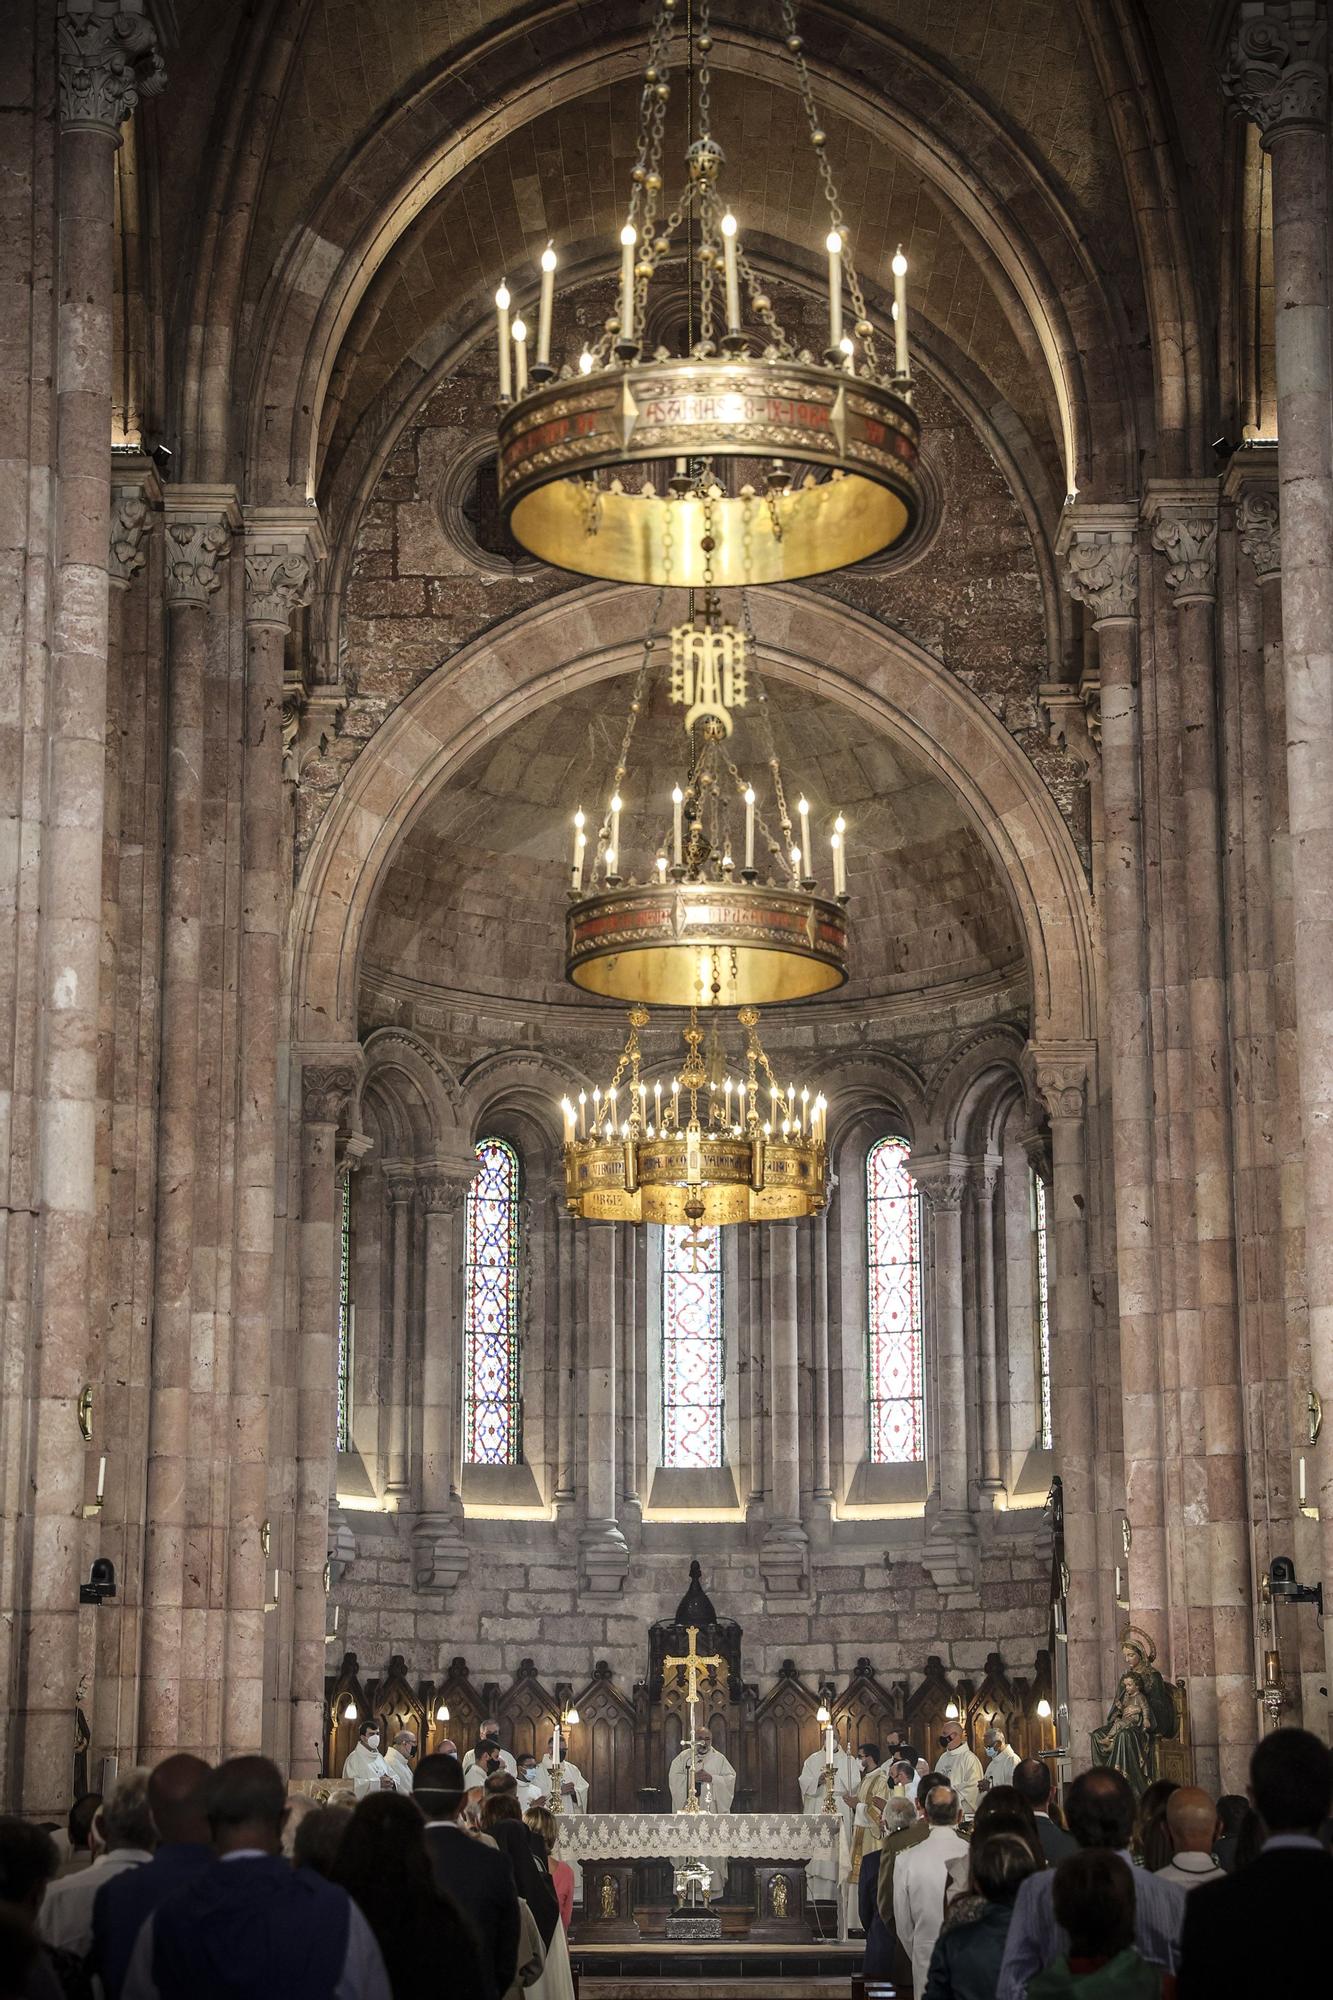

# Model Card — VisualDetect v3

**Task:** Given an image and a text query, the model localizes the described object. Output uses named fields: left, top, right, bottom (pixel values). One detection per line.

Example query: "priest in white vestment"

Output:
left=667, top=1727, right=736, bottom=1897
left=798, top=1736, right=859, bottom=1904
left=341, top=1723, right=393, bottom=1798
left=516, top=1753, right=546, bottom=1813
left=383, top=1729, right=417, bottom=1796
left=462, top=1718, right=518, bottom=1780
left=936, top=1721, right=983, bottom=1815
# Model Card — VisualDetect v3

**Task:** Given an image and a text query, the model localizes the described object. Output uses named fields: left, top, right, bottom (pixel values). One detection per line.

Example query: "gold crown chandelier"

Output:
left=561, top=1006, right=828, bottom=1225
left=564, top=590, right=850, bottom=1009
left=492, top=0, right=922, bottom=587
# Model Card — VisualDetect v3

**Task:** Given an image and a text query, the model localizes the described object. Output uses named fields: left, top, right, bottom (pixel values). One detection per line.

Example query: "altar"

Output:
left=557, top=1811, right=849, bottom=1944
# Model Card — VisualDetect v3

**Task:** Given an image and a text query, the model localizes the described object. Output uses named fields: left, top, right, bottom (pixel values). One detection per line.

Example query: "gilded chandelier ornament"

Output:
left=493, top=0, right=923, bottom=586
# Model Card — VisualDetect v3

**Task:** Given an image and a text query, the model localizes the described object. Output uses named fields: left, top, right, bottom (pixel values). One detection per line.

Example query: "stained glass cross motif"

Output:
left=661, top=1220, right=724, bottom=1470
left=867, top=1136, right=925, bottom=1463
left=463, top=1137, right=522, bottom=1466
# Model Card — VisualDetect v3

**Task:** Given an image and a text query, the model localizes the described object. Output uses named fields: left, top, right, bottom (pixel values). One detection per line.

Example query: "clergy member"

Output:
left=979, top=1724, right=1019, bottom=1792
left=516, top=1752, right=545, bottom=1813
left=668, top=1727, right=736, bottom=1897
left=383, top=1729, right=417, bottom=1797
left=799, top=1731, right=858, bottom=1907
left=847, top=1742, right=892, bottom=1887
left=462, top=1718, right=518, bottom=1780
left=936, top=1720, right=983, bottom=1815
left=341, top=1721, right=393, bottom=1799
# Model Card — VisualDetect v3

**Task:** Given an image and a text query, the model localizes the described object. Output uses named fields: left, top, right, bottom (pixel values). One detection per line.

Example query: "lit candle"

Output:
left=96, top=1453, right=107, bottom=1502
left=512, top=316, right=528, bottom=395
left=825, top=1721, right=835, bottom=1762
left=656, top=852, right=668, bottom=882
left=655, top=1080, right=662, bottom=1125
left=744, top=785, right=755, bottom=871
left=839, top=333, right=855, bottom=374
left=578, top=1091, right=587, bottom=1138
left=892, top=246, right=909, bottom=376
left=579, top=346, right=594, bottom=376
left=833, top=813, right=847, bottom=897
left=826, top=231, right=843, bottom=349
left=610, top=792, right=622, bottom=866
left=619, top=222, right=637, bottom=341
left=738, top=1080, right=747, bottom=1124
left=724, top=1077, right=732, bottom=1124
left=562, top=1097, right=574, bottom=1138
left=801, top=1086, right=809, bottom=1135
left=790, top=842, right=803, bottom=884
left=797, top=797, right=810, bottom=875
left=720, top=212, right=742, bottom=332
left=571, top=807, right=586, bottom=893
left=495, top=282, right=512, bottom=399
left=639, top=1083, right=647, bottom=1126
left=553, top=1720, right=562, bottom=1764
left=538, top=243, right=557, bottom=366
left=672, top=785, right=684, bottom=866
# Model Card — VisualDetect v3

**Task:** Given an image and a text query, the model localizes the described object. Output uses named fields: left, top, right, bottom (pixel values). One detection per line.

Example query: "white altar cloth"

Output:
left=553, top=1810, right=846, bottom=1867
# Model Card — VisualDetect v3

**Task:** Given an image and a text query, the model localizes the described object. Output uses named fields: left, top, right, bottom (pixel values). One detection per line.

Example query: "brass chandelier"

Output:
left=492, top=0, right=922, bottom=586
left=563, top=590, right=850, bottom=1010
left=561, top=1006, right=828, bottom=1225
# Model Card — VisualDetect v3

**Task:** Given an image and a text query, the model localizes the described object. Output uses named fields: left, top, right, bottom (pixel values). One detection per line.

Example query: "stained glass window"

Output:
left=1033, top=1168, right=1054, bottom=1450
left=336, top=1174, right=352, bottom=1453
left=661, top=1222, right=724, bottom=1469
left=867, top=1136, right=925, bottom=1463
left=463, top=1138, right=522, bottom=1465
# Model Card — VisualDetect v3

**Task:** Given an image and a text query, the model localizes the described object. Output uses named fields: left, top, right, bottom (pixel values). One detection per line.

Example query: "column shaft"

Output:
left=767, top=1222, right=801, bottom=1524
left=385, top=1177, right=412, bottom=1492
left=973, top=1163, right=1003, bottom=1494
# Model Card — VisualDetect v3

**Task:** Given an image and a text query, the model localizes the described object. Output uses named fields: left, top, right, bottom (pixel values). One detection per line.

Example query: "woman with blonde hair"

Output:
left=523, top=1807, right=575, bottom=1933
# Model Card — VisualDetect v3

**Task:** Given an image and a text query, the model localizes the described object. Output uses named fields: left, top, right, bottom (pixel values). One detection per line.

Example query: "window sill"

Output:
left=460, top=1461, right=549, bottom=1518
left=839, top=1458, right=930, bottom=1514
left=642, top=1464, right=741, bottom=1520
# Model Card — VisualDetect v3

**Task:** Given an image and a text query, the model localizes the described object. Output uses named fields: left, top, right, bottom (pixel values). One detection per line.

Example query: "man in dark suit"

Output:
left=416, top=1752, right=519, bottom=2000
left=1013, top=1757, right=1077, bottom=1863
left=1178, top=1726, right=1333, bottom=1997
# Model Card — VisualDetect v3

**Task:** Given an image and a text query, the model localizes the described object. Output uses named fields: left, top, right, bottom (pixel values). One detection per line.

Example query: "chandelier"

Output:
left=564, top=591, right=849, bottom=1009
left=561, top=1007, right=828, bottom=1225
left=492, top=0, right=922, bottom=586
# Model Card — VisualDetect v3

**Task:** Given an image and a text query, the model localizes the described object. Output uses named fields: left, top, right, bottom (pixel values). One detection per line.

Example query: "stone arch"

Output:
left=357, top=1027, right=464, bottom=1155
left=237, top=6, right=1135, bottom=505
left=289, top=585, right=1097, bottom=1058
left=822, top=1053, right=931, bottom=1157
left=928, top=1024, right=1039, bottom=1148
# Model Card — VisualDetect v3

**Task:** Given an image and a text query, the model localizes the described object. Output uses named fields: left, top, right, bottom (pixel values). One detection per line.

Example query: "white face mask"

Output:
left=367, top=1735, right=380, bottom=1751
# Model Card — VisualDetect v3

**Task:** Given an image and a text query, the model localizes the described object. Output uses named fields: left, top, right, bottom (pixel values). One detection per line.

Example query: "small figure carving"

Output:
left=599, top=1873, right=618, bottom=1919
left=770, top=1872, right=789, bottom=1918
left=1090, top=1625, right=1177, bottom=1799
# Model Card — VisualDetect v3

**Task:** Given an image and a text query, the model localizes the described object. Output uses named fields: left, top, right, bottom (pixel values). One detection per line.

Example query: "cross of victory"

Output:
left=663, top=1623, right=723, bottom=1708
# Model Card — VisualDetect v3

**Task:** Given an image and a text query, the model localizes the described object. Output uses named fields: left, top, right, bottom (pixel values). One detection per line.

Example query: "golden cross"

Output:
left=662, top=1624, right=724, bottom=1709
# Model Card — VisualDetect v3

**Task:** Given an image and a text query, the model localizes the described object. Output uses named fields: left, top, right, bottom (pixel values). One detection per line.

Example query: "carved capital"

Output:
left=1223, top=3, right=1328, bottom=144
left=970, top=1158, right=1001, bottom=1200
left=108, top=453, right=159, bottom=589
left=911, top=1156, right=969, bottom=1213
left=163, top=488, right=240, bottom=610
left=417, top=1170, right=474, bottom=1215
left=1058, top=512, right=1139, bottom=627
left=244, top=507, right=326, bottom=631
left=1149, top=514, right=1218, bottom=603
left=1236, top=491, right=1282, bottom=579
left=1028, top=1041, right=1095, bottom=1124
left=383, top=1162, right=417, bottom=1208
left=301, top=1062, right=361, bottom=1126
left=58, top=2, right=165, bottom=136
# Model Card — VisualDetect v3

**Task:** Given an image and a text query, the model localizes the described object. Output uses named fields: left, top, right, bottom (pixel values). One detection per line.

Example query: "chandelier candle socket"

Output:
left=560, top=1008, right=828, bottom=1227
left=493, top=0, right=922, bottom=586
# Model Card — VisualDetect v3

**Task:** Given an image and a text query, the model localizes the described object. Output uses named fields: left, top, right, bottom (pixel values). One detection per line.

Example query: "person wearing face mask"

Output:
left=936, top=1722, right=983, bottom=1817
left=980, top=1724, right=1020, bottom=1793
left=342, top=1723, right=395, bottom=1800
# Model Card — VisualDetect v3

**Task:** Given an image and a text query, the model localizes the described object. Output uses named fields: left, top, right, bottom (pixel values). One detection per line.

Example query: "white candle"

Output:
left=512, top=316, right=528, bottom=395
left=619, top=222, right=637, bottom=341
left=839, top=334, right=855, bottom=374
left=578, top=1091, right=586, bottom=1138
left=738, top=1080, right=747, bottom=1124
left=96, top=1453, right=107, bottom=1502
left=801, top=1086, right=809, bottom=1136
left=744, top=785, right=755, bottom=871
left=495, top=282, right=512, bottom=399
left=656, top=853, right=668, bottom=882
left=655, top=1080, right=662, bottom=1125
left=538, top=243, right=557, bottom=366
left=571, top=807, right=586, bottom=893
left=797, top=797, right=810, bottom=875
left=672, top=785, right=684, bottom=866
left=790, top=842, right=803, bottom=884
left=610, top=793, right=622, bottom=868
left=562, top=1097, right=574, bottom=1139
left=553, top=1722, right=562, bottom=1764
left=724, top=1077, right=732, bottom=1124
left=826, top=231, right=843, bottom=349
left=579, top=346, right=594, bottom=376
left=892, top=246, right=909, bottom=375
left=825, top=1722, right=835, bottom=1762
left=720, top=212, right=742, bottom=332
left=833, top=813, right=846, bottom=897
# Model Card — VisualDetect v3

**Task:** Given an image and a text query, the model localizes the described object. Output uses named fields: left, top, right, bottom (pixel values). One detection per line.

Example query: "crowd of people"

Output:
left=857, top=1724, right=1332, bottom=1997
left=0, top=1736, right=576, bottom=2000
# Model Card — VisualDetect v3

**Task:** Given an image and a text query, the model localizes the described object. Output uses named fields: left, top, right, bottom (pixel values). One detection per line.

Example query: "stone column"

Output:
left=761, top=1220, right=808, bottom=1594
left=139, top=488, right=237, bottom=1759
left=1147, top=489, right=1255, bottom=1786
left=14, top=2, right=161, bottom=1812
left=289, top=1051, right=362, bottom=1775
left=382, top=1166, right=414, bottom=1495
left=1029, top=1045, right=1105, bottom=1761
left=811, top=1207, right=833, bottom=1510
left=554, top=1203, right=576, bottom=1510
left=1224, top=0, right=1333, bottom=1721
left=414, top=1161, right=474, bottom=1593
left=580, top=1223, right=628, bottom=1593
left=225, top=510, right=322, bottom=1754
left=971, top=1158, right=1004, bottom=1499
left=913, top=1158, right=970, bottom=1522
left=1059, top=509, right=1170, bottom=1644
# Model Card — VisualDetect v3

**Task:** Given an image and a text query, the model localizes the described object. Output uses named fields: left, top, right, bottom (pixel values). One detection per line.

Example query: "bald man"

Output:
left=1155, top=1787, right=1226, bottom=1891
left=91, top=1755, right=214, bottom=2000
